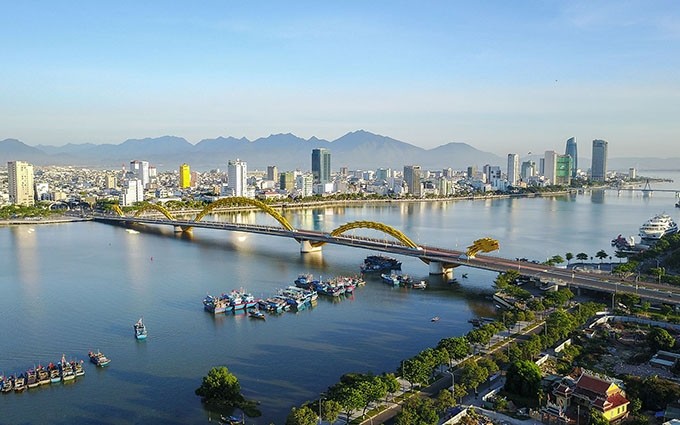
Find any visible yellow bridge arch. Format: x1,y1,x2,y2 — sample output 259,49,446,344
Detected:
133,203,178,221
311,220,420,249
190,197,295,231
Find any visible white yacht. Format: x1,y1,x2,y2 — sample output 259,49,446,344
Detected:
639,213,678,240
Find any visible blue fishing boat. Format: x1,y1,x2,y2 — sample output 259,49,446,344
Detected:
134,317,147,340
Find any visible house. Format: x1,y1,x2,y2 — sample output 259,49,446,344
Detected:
543,372,629,424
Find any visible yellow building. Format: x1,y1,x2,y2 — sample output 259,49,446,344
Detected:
179,163,191,188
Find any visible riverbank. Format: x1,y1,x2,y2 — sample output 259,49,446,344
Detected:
0,215,91,226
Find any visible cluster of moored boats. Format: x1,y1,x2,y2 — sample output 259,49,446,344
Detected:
203,275,365,319
380,272,427,289
1,354,85,393
360,255,402,273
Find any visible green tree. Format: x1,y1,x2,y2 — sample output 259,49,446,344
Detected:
521,334,543,360
476,357,499,376
590,409,609,425
321,399,342,423
550,255,565,266
576,252,589,262
357,376,387,416
435,389,456,413
565,252,574,264
195,366,243,406
437,336,470,365
453,382,468,403
402,357,430,389
285,405,317,425
395,397,438,425
331,384,365,424
596,249,608,262
381,373,400,402
647,327,675,351
460,362,488,394
504,360,542,400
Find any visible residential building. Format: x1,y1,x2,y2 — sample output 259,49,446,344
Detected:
591,139,608,182
482,164,501,185
311,148,331,184
8,160,35,206
295,173,314,197
565,137,578,178
403,165,422,197
227,159,248,197
179,163,191,189
279,171,296,191
119,179,144,206
466,165,477,179
507,153,519,186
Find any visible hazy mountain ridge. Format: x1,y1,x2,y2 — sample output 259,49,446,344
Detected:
2,133,676,172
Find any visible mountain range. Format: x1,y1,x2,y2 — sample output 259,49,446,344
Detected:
0,130,676,172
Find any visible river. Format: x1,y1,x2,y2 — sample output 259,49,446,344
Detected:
1,171,679,424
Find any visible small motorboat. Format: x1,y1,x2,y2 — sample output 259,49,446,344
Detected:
248,309,266,320
431,316,440,322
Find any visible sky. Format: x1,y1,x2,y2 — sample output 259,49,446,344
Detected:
1,1,679,157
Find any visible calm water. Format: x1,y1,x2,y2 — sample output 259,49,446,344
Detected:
2,172,679,424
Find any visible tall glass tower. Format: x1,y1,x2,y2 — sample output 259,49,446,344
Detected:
591,139,608,182
565,137,578,178
311,148,331,184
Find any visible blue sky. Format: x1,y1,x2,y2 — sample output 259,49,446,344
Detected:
1,1,679,157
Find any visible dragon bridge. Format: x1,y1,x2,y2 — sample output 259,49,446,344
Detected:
311,220,420,249
466,237,500,258
132,203,178,221
188,197,294,231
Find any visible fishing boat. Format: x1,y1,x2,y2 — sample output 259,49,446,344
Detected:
203,294,231,314
361,255,402,272
1,375,13,392
381,273,401,286
134,317,147,340
13,374,26,392
71,360,85,377
26,368,39,388
60,355,76,381
48,363,61,383
248,309,266,320
89,350,111,367
37,365,50,385
412,280,427,289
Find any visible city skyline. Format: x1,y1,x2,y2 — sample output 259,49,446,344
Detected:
1,2,679,157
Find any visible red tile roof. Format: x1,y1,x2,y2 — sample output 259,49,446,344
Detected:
576,374,613,395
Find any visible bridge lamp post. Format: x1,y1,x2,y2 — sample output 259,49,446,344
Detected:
318,393,326,424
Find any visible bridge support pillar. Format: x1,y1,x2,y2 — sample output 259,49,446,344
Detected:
174,226,183,233
299,240,322,253
429,261,452,275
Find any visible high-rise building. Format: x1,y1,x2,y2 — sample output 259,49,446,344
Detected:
179,163,191,189
105,174,118,190
266,165,278,183
467,165,477,179
119,179,144,206
520,160,536,181
507,154,519,186
555,155,573,186
227,159,248,197
543,151,558,184
591,139,608,182
295,173,314,197
311,148,331,184
565,137,578,178
129,160,150,188
279,172,296,191
403,165,422,197
483,164,501,184
8,160,35,206
375,168,392,181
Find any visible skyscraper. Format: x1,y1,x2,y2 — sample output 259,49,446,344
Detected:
311,148,331,184
520,160,536,180
543,151,558,184
129,160,150,188
565,137,578,178
591,139,608,182
179,163,191,189
227,159,248,197
8,160,35,206
555,155,572,186
266,165,278,182
403,165,422,197
507,154,519,186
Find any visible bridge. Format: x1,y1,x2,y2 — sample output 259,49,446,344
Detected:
94,198,680,305
608,179,680,198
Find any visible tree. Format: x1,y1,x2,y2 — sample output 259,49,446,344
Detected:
395,397,438,425
453,383,468,403
402,357,430,389
596,249,608,263
321,399,342,423
565,252,574,264
286,405,317,425
647,327,675,351
381,373,400,402
590,409,609,425
357,376,387,416
331,384,365,424
460,362,488,394
576,252,589,262
521,334,543,360
504,360,542,401
476,357,499,376
550,255,565,266
435,389,456,413
437,336,470,365
195,366,243,406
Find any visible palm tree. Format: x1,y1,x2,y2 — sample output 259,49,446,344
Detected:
576,252,588,263
596,250,608,263
565,252,574,265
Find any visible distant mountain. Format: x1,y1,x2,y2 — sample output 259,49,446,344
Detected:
2,132,677,172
